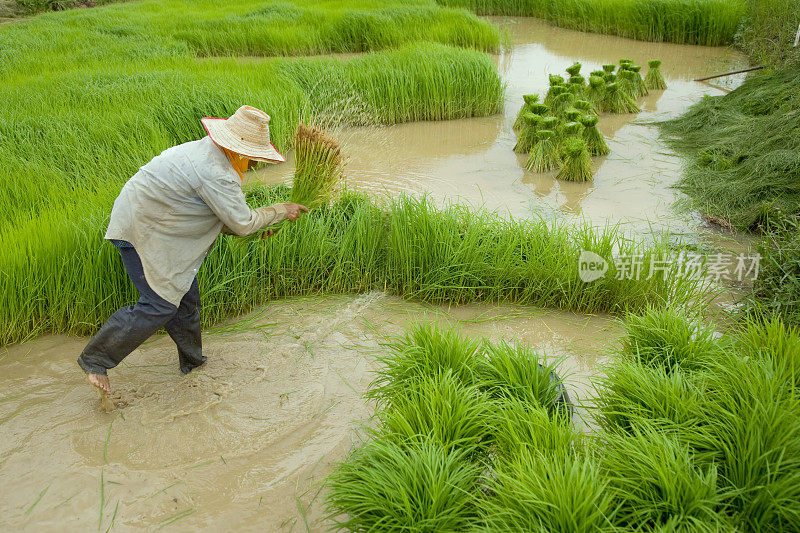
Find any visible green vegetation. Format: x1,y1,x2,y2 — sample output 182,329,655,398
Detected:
434,0,746,46
556,137,593,182
0,184,704,345
660,67,800,231
327,313,800,531
736,0,800,66
290,123,343,209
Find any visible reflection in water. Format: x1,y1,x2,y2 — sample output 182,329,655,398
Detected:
254,17,747,239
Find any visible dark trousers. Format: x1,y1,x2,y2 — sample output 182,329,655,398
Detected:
77,244,206,376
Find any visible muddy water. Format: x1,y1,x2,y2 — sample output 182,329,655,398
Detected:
2,18,751,533
0,294,620,531
255,17,748,242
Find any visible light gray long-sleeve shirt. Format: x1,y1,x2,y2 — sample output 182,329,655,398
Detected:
105,136,287,306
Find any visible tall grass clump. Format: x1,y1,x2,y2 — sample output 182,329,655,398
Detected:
660,66,800,231
290,122,344,209
645,59,667,90
434,0,746,46
326,436,480,532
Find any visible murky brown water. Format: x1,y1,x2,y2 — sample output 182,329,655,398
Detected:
1,17,752,532
0,294,620,531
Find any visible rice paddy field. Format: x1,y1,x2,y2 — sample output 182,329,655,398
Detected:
1,0,795,531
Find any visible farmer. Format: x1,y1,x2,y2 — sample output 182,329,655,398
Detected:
77,105,308,395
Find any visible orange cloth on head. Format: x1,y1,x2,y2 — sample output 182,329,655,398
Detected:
223,149,248,182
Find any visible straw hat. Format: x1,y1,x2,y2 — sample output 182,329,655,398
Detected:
201,105,285,163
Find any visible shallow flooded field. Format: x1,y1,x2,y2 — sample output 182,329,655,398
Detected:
1,17,750,531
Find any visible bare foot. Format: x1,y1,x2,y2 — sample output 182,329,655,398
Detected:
87,373,111,394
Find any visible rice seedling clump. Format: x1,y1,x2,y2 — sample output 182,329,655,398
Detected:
526,129,561,172
556,137,593,182
645,59,668,90
580,115,609,156
290,123,344,209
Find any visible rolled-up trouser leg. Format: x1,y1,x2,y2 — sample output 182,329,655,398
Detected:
164,277,205,374
77,245,177,375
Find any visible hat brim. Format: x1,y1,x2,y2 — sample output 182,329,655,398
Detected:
201,117,286,163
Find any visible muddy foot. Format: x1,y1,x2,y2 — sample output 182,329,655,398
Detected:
87,374,117,412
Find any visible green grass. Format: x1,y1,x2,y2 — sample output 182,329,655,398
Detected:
660,66,800,232
327,313,800,531
735,0,800,67
435,0,746,46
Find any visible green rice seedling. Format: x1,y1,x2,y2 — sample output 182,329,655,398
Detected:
377,370,494,453
590,70,605,78
586,75,606,111
513,94,539,130
580,115,610,156
601,424,725,530
645,59,668,90
325,435,480,532
290,123,343,210
567,82,584,97
736,315,800,389
513,113,541,153
561,121,584,139
629,64,650,97
603,72,617,83
622,307,721,373
369,322,483,402
603,81,641,114
565,62,582,76
569,74,586,89
549,74,565,86
544,83,565,107
574,99,595,117
490,397,577,458
556,137,593,182
552,91,575,117
702,354,800,530
476,340,567,414
478,448,615,532
529,102,549,117
618,69,640,99
563,108,582,123
602,64,616,74
619,58,633,69
526,129,562,172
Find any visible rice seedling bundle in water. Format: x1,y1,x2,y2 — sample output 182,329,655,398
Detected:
590,70,605,78
290,123,344,209
513,113,540,153
619,69,639,99
629,65,649,97
526,129,561,172
556,137,593,182
581,115,610,156
513,93,539,130
587,76,606,110
562,121,584,138
603,81,641,114
645,59,667,90
603,64,616,74
564,108,581,123
569,74,586,89
604,72,617,83
552,91,574,117
545,83,565,107
565,62,582,76
574,99,595,117
567,82,584,97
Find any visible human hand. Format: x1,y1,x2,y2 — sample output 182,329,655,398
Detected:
260,227,281,239
281,202,309,222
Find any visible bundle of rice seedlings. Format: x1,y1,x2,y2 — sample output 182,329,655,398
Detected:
567,83,583,97
587,75,606,110
574,99,595,117
290,122,344,209
602,64,616,74
476,340,567,413
549,74,565,86
618,69,639,99
378,370,493,453
565,62,582,76
562,121,584,138
480,449,616,531
645,59,667,90
602,82,640,114
545,84,565,107
603,72,617,83
590,70,605,78
563,108,581,123
513,93,539,130
369,322,482,401
619,58,633,69
513,113,541,153
622,307,720,373
529,102,550,117
551,91,574,117
580,115,610,156
569,74,585,87
326,436,480,532
556,137,593,182
629,65,649,97
490,397,577,459
526,129,562,173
